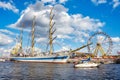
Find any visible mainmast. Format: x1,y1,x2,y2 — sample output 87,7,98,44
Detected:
49,7,56,55
19,24,24,52
31,16,36,56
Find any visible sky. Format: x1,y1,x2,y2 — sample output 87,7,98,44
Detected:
0,0,120,57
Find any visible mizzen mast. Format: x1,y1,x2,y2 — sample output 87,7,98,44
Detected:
31,16,36,56
49,7,56,55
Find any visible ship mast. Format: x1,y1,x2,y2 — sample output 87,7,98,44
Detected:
49,7,56,55
19,24,24,52
31,16,36,56
11,24,24,56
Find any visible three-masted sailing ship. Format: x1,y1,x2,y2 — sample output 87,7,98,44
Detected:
10,7,92,63
10,7,70,63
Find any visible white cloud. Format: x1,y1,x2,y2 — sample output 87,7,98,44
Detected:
41,0,55,3
71,15,104,43
0,32,13,46
72,15,105,31
112,0,120,8
91,0,120,8
36,37,47,43
91,0,107,5
7,1,104,51
0,29,15,35
112,37,120,42
0,1,19,13
60,46,70,51
73,31,89,43
41,0,68,4
111,37,120,55
0,48,12,57
59,0,68,3
57,35,71,39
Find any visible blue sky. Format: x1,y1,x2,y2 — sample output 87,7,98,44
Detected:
0,0,120,57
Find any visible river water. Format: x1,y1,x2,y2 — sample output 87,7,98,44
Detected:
0,61,120,80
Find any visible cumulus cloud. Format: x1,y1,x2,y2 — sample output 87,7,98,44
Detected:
0,48,12,57
0,32,13,46
41,0,68,4
59,46,71,51
7,1,104,51
112,37,120,43
0,29,15,36
41,0,55,3
0,1,19,13
91,0,120,9
112,0,120,8
111,37,120,54
59,0,68,3
71,15,104,31
36,37,47,43
91,0,107,5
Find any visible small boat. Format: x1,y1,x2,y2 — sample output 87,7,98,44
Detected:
74,57,99,68
0,58,5,62
74,62,99,68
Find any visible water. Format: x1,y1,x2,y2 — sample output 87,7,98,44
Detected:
0,62,120,80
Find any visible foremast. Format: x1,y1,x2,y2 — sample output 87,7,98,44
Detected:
11,24,23,56
31,16,36,56
49,7,56,55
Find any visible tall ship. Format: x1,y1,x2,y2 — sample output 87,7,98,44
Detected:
10,7,91,63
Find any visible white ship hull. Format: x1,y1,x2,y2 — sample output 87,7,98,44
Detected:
10,55,69,63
